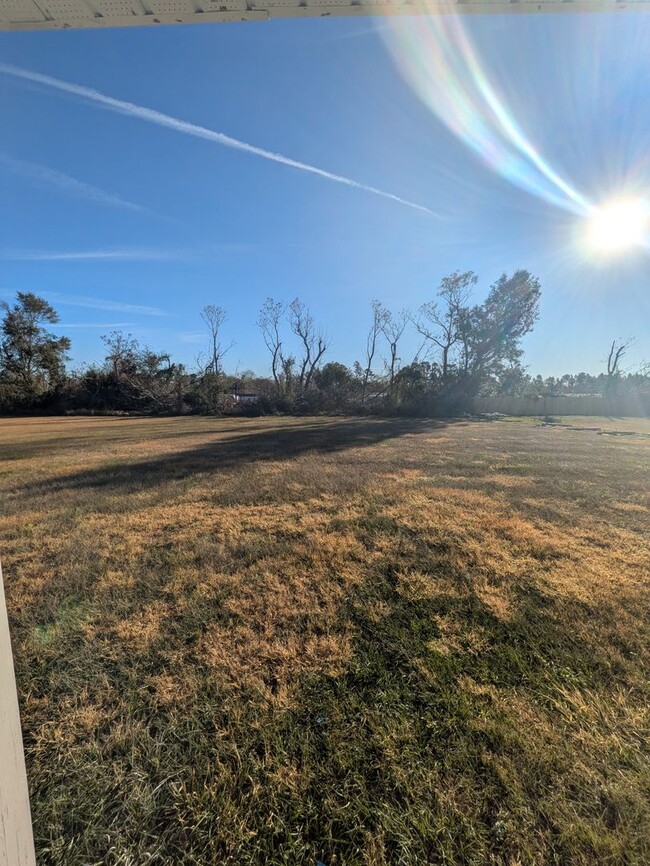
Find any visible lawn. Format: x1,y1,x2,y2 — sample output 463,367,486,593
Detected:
1,414,649,865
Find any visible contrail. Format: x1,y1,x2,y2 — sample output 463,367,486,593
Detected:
0,63,435,216
0,248,180,261
0,151,151,214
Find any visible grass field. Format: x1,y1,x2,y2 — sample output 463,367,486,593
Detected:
1,414,649,865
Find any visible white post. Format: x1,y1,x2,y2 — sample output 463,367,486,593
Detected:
0,559,36,866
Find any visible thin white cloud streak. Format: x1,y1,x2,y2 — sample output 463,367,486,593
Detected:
320,21,392,43
177,331,205,344
0,288,166,316
59,322,136,329
0,63,435,217
1,248,180,262
42,292,167,317
0,151,151,214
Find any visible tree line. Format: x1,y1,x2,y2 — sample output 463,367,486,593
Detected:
1,270,646,416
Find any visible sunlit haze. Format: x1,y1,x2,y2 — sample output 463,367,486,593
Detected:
584,199,649,256
1,14,649,376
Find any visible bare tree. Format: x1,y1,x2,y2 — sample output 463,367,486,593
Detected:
101,331,182,410
606,337,635,394
102,331,139,379
415,271,477,382
362,300,389,400
607,338,634,378
289,298,329,395
381,308,410,395
128,349,181,409
200,305,233,382
257,298,287,395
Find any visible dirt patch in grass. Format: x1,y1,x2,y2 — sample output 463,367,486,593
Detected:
1,415,649,864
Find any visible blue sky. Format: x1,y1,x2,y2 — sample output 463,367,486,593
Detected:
1,13,649,377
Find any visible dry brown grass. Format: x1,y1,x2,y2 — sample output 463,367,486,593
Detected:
1,414,648,865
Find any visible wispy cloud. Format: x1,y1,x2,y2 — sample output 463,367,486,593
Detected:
0,63,436,217
42,292,167,317
320,21,392,43
177,331,205,344
58,322,136,329
1,248,180,262
0,151,151,214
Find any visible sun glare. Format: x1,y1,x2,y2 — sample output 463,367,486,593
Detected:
585,199,649,256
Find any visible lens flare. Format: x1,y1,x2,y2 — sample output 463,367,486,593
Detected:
584,199,649,255
382,9,650,265
382,8,592,216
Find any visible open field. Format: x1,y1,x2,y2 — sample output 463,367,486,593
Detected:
1,414,649,866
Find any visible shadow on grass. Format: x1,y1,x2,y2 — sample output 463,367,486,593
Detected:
0,419,339,462
15,417,445,496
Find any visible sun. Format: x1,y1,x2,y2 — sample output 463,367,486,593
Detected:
584,198,649,255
